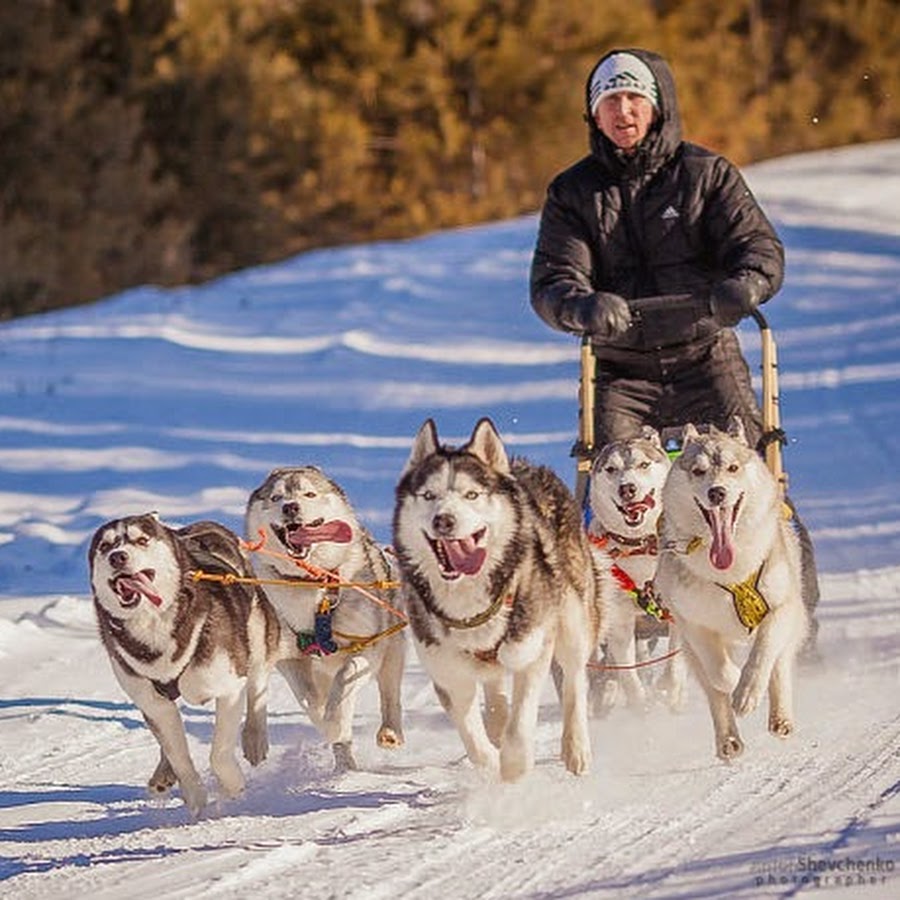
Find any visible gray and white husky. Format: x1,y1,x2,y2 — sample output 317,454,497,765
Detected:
392,418,609,781
245,466,406,772
653,418,808,760
587,428,686,712
89,514,281,816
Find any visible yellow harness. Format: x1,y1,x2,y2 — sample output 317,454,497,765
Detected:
717,565,769,632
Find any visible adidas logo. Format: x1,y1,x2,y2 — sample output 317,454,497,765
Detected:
661,205,680,220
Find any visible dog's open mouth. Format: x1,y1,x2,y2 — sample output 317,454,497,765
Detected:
617,492,656,527
110,570,162,608
272,519,353,558
427,528,487,580
696,494,743,570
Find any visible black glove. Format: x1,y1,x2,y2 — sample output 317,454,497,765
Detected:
710,272,768,327
581,292,632,338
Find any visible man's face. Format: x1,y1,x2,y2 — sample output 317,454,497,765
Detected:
593,92,656,152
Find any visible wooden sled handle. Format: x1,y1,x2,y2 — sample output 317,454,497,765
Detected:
752,309,788,496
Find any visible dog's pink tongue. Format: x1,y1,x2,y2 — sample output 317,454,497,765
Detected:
707,506,735,570
117,572,163,607
444,537,486,576
288,520,353,549
623,495,654,526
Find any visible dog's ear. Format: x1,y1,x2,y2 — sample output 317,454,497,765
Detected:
727,416,748,445
402,418,440,476
640,425,663,449
465,418,510,475
681,423,700,446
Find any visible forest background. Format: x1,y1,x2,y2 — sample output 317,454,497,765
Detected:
2,0,898,319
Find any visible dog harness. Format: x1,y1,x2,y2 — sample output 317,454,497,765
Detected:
295,592,341,656
717,564,769,632
588,532,670,622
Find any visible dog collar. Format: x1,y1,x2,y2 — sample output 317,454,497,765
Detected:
434,588,515,631
589,530,658,557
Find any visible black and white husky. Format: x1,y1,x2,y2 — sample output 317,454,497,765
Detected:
392,418,609,781
587,428,686,713
245,466,406,772
653,418,808,759
89,514,281,816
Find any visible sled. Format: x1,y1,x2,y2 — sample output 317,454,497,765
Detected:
572,301,787,507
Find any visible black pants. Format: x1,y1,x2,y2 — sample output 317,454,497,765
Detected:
594,330,763,447
593,330,820,651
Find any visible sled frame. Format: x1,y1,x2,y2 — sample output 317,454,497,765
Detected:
572,310,786,507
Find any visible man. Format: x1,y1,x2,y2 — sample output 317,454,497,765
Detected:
530,48,819,653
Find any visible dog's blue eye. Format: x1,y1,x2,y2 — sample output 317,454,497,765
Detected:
270,494,283,503
421,490,436,501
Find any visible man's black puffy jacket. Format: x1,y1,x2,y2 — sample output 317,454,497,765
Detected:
530,48,784,361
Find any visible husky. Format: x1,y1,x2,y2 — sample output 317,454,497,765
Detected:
587,427,686,713
245,466,406,772
392,418,608,782
653,418,808,760
88,514,281,816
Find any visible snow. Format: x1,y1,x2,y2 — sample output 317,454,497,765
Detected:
2,139,899,899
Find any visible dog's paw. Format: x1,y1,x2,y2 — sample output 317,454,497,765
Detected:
470,743,501,776
181,778,209,817
656,666,688,713
660,680,688,714
717,735,744,761
213,759,246,798
241,723,269,767
376,725,404,749
561,739,592,777
332,741,359,773
624,682,650,714
769,714,794,738
500,743,532,782
589,678,618,718
147,756,177,795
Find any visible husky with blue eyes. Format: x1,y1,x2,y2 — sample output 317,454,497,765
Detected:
89,513,281,817
392,417,611,782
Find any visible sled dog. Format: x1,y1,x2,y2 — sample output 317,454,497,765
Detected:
392,417,609,781
89,514,281,816
587,427,686,712
245,466,406,772
653,418,807,759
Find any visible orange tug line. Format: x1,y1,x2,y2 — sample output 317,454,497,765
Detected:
237,528,408,622
201,529,676,672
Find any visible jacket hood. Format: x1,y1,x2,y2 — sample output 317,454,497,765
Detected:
585,48,682,175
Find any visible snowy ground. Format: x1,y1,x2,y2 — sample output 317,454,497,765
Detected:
1,140,899,898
